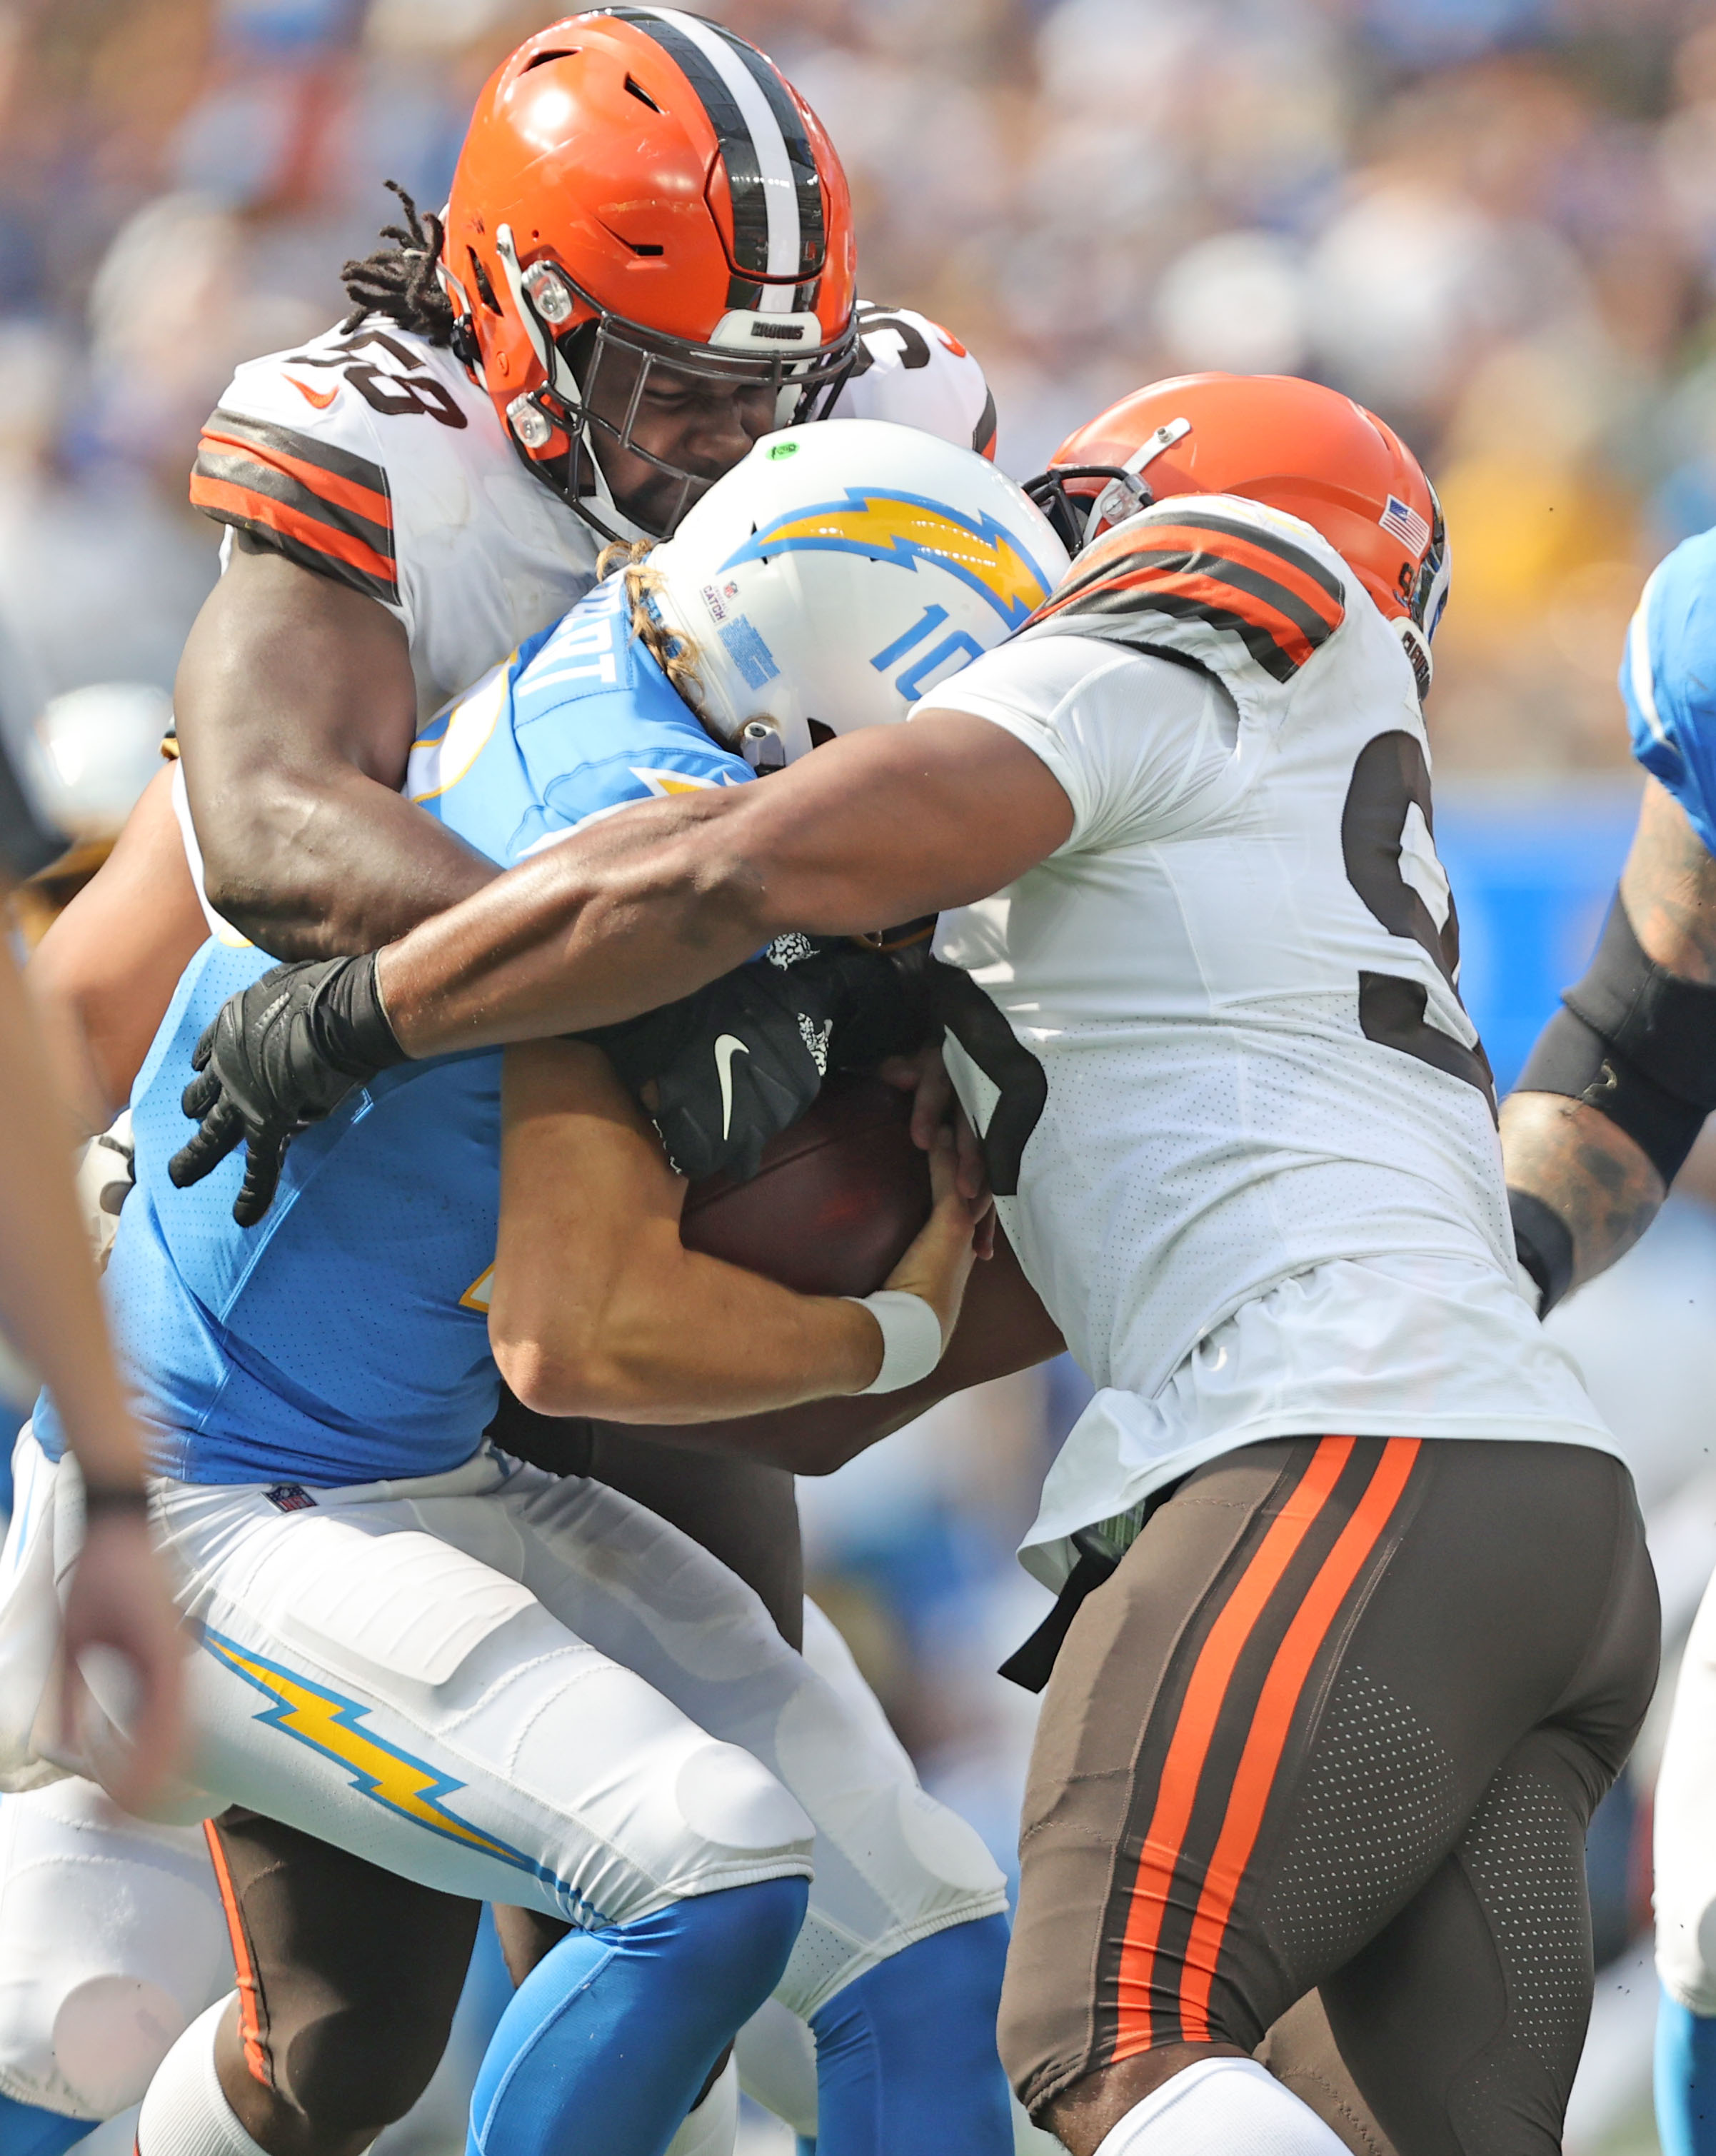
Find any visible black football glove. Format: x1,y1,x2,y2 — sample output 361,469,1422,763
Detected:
169,955,405,1225
587,934,930,1183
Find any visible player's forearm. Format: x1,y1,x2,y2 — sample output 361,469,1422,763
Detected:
0,945,146,1490
1500,1090,1665,1294
27,768,206,1130
1501,781,1716,1304
378,715,1073,1056
378,790,774,1051
633,1230,1065,1473
493,1243,889,1423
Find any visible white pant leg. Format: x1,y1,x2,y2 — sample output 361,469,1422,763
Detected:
151,1453,816,1930
0,1778,231,2118
476,1463,1007,2017
1657,1565,1716,2013
156,1447,1003,2017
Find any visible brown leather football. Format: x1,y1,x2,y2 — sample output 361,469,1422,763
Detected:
681,1073,932,1298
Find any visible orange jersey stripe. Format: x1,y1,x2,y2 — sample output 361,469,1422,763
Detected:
1128,521,1345,628
1033,518,1345,669
1112,1435,1354,2058
203,1819,270,2086
199,425,391,533
1073,561,1323,672
1176,1436,1423,2040
190,471,396,589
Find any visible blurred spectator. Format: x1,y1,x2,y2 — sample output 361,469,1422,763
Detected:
6,0,1716,768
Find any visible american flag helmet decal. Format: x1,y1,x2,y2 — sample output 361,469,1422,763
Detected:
1379,493,1431,555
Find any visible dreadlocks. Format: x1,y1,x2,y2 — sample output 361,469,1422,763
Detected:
597,540,716,735
340,181,456,345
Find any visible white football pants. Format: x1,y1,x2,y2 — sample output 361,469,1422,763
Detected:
0,1432,1004,2119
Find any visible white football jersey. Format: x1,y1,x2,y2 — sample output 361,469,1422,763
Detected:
191,304,995,721
928,494,1615,1586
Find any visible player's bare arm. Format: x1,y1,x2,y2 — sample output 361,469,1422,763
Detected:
490,1038,990,1421
631,1230,1065,1475
27,764,206,1131
1503,776,1716,1299
174,538,498,956
379,713,1075,1054
0,931,184,1810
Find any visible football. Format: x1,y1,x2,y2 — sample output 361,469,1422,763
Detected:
681,1073,932,1298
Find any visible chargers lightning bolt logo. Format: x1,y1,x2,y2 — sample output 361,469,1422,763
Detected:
721,491,1055,628
203,1630,602,1921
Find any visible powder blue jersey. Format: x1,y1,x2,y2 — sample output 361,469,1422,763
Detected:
36,576,751,1485
1620,527,1716,860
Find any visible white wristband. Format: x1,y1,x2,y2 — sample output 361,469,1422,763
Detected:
846,1290,944,1395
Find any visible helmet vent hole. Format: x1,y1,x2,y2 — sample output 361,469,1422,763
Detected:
467,248,501,314
522,49,576,71
624,74,662,111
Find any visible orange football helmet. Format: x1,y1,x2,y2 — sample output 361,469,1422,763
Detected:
442,9,858,540
1026,373,1450,696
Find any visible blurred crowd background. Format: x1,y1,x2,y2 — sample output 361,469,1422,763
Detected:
7,0,1716,764
10,1,1716,2149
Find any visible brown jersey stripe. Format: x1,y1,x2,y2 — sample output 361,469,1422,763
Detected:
199,422,392,537
200,406,392,513
1110,1435,1354,2060
1040,526,1343,648
1175,1437,1422,2042
1059,556,1335,675
189,472,397,603
1145,506,1345,603
1051,516,1343,622
1105,521,1344,633
1050,574,1317,684
1030,512,1345,683
191,447,393,581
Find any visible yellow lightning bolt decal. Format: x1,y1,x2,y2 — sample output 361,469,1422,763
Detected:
203,1630,595,1914
723,489,1053,627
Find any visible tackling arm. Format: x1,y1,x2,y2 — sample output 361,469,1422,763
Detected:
379,710,1074,1051
1502,778,1716,1305
174,541,498,956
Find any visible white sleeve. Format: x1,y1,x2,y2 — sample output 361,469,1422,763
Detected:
923,633,1238,853
831,303,996,456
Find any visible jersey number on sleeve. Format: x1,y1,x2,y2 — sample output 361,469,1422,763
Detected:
286,329,468,429
1341,730,1495,1113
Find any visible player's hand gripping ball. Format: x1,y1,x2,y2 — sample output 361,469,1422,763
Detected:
681,1071,932,1296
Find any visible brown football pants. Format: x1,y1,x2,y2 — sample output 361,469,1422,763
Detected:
1001,1435,1658,2156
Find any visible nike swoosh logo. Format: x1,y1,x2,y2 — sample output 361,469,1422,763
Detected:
714,1034,749,1141
286,376,338,408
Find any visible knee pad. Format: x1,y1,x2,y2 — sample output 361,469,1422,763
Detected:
769,1673,1006,2019
0,1781,229,2117
1658,1893,1716,2021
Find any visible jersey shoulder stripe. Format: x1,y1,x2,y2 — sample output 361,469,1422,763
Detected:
1027,504,1345,684
190,407,396,604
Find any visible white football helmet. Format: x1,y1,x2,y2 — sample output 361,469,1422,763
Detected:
643,418,1070,765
